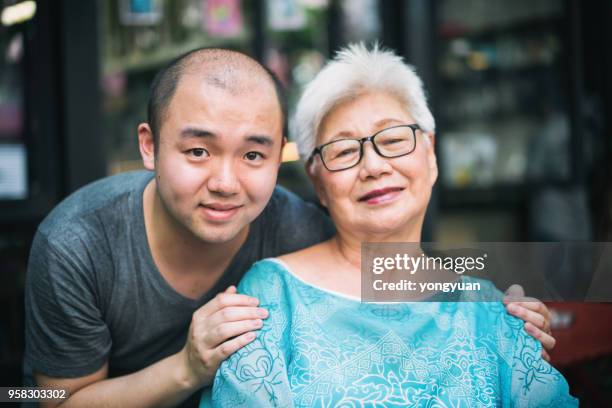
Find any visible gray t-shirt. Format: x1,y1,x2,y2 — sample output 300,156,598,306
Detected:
24,171,334,406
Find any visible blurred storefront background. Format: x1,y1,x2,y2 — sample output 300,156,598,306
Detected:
1,0,611,405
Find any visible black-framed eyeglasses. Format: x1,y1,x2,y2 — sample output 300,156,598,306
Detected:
308,124,421,172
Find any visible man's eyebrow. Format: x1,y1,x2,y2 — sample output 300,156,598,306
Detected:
181,127,215,138
245,135,274,147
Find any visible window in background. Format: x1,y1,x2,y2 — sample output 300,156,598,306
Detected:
0,19,27,200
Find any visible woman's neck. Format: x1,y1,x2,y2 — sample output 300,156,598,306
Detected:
329,219,424,272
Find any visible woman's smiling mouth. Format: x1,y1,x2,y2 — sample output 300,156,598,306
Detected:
358,187,405,205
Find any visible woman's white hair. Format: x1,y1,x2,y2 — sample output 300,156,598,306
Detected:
292,42,435,160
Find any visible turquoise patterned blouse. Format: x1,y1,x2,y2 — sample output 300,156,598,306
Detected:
200,259,578,407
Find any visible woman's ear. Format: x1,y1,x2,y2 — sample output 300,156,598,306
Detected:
305,160,328,208
426,132,438,185
138,123,156,170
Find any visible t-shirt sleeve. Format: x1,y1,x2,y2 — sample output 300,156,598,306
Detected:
201,261,294,408
25,229,111,378
509,327,578,407
263,187,335,256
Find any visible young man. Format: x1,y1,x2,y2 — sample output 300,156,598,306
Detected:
24,48,555,407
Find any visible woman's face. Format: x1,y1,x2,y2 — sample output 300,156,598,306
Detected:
310,91,437,239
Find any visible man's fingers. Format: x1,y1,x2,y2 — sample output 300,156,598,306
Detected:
224,285,237,294
502,300,556,356
506,303,547,331
206,306,269,328
511,301,551,332
504,284,525,300
204,319,263,347
197,292,260,317
512,300,550,317
195,332,257,378
212,331,257,362
524,322,557,352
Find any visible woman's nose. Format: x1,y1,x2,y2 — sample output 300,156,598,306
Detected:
358,142,392,179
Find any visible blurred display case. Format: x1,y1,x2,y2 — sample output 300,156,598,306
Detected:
262,0,380,108
435,0,576,207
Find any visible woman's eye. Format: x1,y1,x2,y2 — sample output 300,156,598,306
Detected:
334,148,358,158
245,151,264,161
382,138,403,145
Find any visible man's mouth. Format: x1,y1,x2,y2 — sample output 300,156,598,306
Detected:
199,203,243,221
358,187,404,204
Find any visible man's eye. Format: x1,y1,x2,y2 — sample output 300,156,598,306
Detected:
244,151,264,161
188,148,208,158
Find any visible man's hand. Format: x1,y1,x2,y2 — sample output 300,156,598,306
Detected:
503,284,555,362
181,285,268,388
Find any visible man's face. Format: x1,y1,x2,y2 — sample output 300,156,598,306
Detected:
153,74,283,244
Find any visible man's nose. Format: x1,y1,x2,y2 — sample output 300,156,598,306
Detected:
207,158,240,196
359,142,392,179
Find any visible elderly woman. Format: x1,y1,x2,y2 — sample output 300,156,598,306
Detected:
200,44,577,407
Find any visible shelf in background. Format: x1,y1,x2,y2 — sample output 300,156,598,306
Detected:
439,16,562,41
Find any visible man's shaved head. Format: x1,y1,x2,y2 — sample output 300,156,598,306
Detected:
147,48,286,146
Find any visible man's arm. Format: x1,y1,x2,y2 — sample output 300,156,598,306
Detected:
36,353,191,408
35,287,267,408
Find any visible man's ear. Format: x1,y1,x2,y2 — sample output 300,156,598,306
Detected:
426,131,438,185
278,136,288,166
138,123,155,170
305,160,328,208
